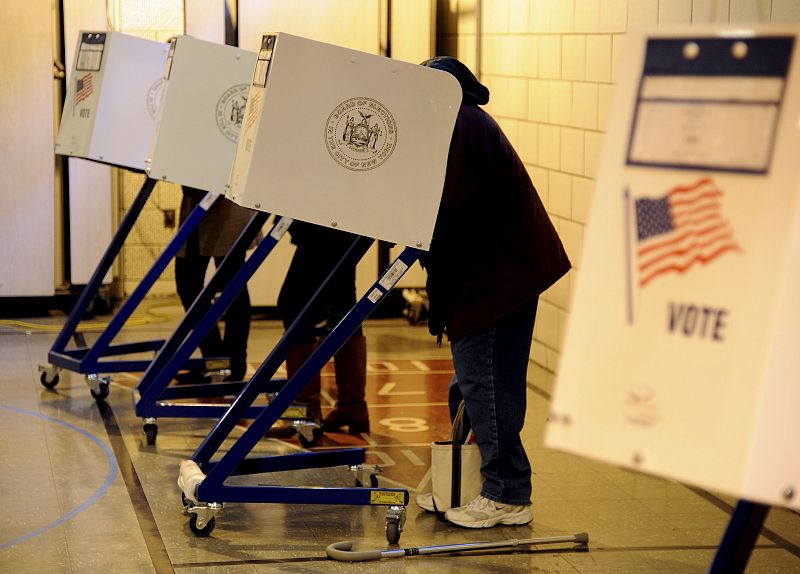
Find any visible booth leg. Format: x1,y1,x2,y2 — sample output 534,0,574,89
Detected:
709,500,769,574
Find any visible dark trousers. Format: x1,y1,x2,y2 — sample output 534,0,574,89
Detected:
174,231,251,378
448,299,538,506
277,228,368,345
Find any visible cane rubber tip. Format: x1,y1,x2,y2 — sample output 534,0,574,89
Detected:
574,532,589,545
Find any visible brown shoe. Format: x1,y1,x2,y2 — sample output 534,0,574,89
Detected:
322,407,370,434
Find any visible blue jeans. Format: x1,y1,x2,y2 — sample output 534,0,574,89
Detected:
449,300,538,506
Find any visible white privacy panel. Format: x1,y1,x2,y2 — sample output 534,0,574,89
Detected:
226,33,461,250
237,1,383,306
146,36,256,193
546,26,800,510
56,31,170,170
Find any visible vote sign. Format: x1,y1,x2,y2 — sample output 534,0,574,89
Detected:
546,26,800,510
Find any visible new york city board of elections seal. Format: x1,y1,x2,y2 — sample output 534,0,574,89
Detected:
216,84,249,142
146,77,166,119
325,97,397,171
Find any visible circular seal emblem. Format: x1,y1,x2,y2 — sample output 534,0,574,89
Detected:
215,84,250,142
146,77,166,119
325,97,397,171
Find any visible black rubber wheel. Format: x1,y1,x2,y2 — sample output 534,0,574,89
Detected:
90,382,110,402
189,514,215,537
40,371,59,389
144,423,158,446
386,519,401,544
298,427,323,448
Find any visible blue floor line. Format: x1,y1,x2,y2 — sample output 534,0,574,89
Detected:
0,404,119,549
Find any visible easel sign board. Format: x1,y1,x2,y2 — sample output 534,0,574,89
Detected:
147,36,257,194
226,33,461,250
55,31,170,170
545,26,800,511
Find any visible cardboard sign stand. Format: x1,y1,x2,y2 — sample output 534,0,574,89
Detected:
133,214,296,446
709,501,770,574
544,27,800,572
41,183,231,400
178,244,419,543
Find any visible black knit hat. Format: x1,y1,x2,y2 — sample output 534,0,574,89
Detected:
421,56,490,106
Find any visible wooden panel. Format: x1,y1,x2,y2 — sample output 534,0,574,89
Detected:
0,1,56,295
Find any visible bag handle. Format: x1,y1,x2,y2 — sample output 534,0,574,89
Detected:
450,401,472,508
450,401,470,444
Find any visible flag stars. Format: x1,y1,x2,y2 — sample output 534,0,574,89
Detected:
636,197,674,241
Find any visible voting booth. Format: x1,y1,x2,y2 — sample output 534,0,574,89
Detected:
226,32,461,249
55,31,169,170
147,36,256,193
546,25,800,521
176,33,461,542
43,31,175,398
42,34,262,402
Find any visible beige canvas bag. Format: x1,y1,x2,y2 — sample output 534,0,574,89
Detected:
417,401,483,512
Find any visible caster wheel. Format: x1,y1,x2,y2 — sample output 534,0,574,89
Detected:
40,371,60,389
189,514,215,537
355,474,379,488
90,382,110,401
144,423,158,446
298,427,323,448
386,519,401,544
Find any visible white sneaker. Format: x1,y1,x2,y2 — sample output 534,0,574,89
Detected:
415,492,435,512
444,495,532,528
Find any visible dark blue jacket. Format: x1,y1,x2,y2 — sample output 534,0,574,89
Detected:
422,58,570,341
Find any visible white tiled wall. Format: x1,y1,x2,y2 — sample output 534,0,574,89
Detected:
438,0,800,371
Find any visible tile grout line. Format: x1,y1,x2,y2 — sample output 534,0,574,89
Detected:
96,400,175,574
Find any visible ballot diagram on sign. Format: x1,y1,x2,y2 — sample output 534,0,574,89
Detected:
624,178,743,324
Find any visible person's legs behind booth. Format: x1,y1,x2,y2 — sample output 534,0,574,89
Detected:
277,223,369,433
174,232,222,385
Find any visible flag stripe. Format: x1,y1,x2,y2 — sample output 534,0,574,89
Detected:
667,177,715,195
640,229,736,272
673,204,722,226
670,189,722,209
640,244,742,287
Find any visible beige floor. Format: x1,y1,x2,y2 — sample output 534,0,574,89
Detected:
1,300,799,573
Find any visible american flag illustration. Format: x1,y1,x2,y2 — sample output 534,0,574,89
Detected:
634,179,741,288
74,73,94,105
